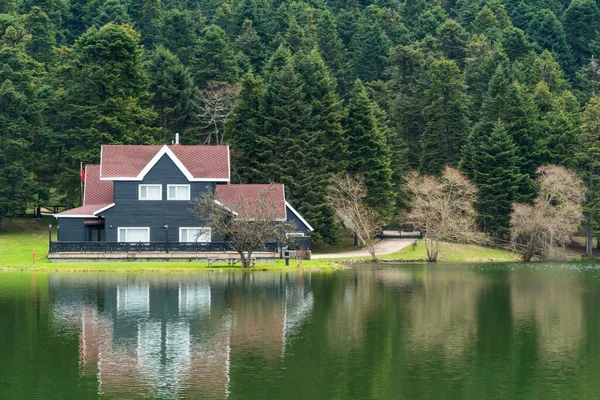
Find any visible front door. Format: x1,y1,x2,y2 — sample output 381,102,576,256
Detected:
87,226,105,241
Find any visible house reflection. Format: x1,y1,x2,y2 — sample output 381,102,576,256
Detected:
50,272,314,398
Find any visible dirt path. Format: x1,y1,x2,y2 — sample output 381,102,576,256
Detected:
311,239,416,259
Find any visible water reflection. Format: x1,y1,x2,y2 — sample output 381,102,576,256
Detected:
49,273,314,399
3,264,600,399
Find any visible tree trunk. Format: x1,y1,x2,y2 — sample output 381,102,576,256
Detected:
586,213,594,256
523,240,535,262
366,244,379,263
238,250,249,269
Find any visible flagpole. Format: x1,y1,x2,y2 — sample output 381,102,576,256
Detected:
80,161,84,206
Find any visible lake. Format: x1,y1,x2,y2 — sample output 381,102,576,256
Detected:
1,263,600,399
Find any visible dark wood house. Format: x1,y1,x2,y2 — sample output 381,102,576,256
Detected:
53,144,313,252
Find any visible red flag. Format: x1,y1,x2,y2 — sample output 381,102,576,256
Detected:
81,165,85,183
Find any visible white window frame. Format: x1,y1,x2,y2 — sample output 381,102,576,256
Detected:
138,184,162,200
179,227,211,243
167,184,191,201
117,227,150,243
286,232,305,238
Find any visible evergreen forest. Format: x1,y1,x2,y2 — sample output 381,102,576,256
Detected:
2,0,600,244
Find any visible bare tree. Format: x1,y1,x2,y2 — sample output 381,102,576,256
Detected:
193,185,294,268
195,82,240,145
327,173,382,262
510,165,585,261
404,166,480,262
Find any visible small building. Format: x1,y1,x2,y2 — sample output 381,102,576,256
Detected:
51,143,312,260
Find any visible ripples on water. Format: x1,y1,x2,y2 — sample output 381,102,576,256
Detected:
1,263,600,399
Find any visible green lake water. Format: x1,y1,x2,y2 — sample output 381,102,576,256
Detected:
2,263,600,399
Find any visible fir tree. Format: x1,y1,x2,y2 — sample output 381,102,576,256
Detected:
353,22,391,82
147,46,195,140
316,8,350,91
24,6,56,63
526,9,573,72
158,9,201,67
194,25,240,87
471,121,529,236
236,19,265,73
436,18,468,67
563,0,600,68
420,59,469,175
344,79,394,219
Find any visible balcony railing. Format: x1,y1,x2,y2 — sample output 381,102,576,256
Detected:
49,241,279,254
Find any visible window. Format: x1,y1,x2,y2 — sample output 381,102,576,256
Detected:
118,227,150,242
167,184,190,200
139,184,162,200
286,232,305,238
179,227,211,242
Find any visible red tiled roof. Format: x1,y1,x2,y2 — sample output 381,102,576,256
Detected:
215,184,286,220
84,165,114,205
55,204,114,217
100,145,230,180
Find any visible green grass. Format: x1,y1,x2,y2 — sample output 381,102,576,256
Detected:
0,218,340,271
379,240,520,262
0,218,520,271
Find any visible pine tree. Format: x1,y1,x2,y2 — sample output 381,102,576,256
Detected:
225,72,265,183
344,79,394,219
24,6,56,63
436,18,468,67
316,8,350,92
127,0,160,47
526,9,573,72
471,121,528,236
420,59,469,175
92,0,131,27
501,26,530,61
294,48,347,173
194,25,240,87
576,97,600,255
386,44,427,169
236,19,265,73
147,46,195,140
158,9,201,67
259,53,338,242
563,0,600,68
353,22,391,82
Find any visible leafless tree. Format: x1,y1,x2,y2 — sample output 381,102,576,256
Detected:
193,185,294,268
510,165,585,261
194,82,240,145
327,173,382,262
404,166,481,262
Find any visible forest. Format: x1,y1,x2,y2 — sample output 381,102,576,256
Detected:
2,0,600,244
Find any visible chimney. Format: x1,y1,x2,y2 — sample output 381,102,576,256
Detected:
175,132,180,145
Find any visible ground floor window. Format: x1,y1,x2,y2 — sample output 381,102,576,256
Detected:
286,232,305,238
179,227,211,242
118,227,150,242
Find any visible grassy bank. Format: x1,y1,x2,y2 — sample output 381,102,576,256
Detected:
0,218,339,271
0,218,520,271
378,240,520,262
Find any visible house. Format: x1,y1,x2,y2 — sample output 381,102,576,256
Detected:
53,143,313,250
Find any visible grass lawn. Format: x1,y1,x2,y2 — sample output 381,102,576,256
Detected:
0,218,340,271
1,218,521,270
379,240,520,263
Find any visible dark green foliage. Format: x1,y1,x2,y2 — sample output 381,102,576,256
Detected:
24,6,55,63
353,22,391,82
345,79,395,219
147,46,195,140
471,122,528,236
436,18,468,66
563,0,600,68
420,59,470,175
526,9,573,71
194,24,239,87
0,0,591,242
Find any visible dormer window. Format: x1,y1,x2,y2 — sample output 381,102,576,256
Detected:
139,184,162,200
167,184,190,200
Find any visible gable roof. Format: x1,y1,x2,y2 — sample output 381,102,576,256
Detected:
84,164,114,205
215,184,287,220
100,145,230,181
